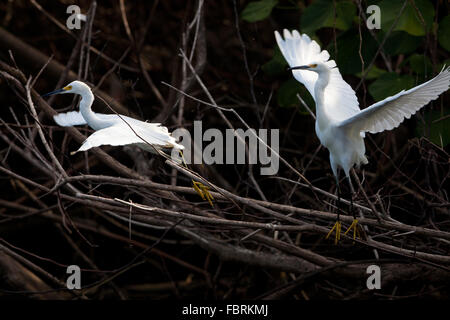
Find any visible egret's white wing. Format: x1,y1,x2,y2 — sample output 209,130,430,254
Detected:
54,111,164,129
76,122,184,153
275,29,360,121
53,111,137,127
53,111,87,126
275,30,323,97
338,67,450,134
94,113,163,128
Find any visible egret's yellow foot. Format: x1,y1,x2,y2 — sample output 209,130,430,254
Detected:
192,180,214,207
325,221,342,245
178,151,214,207
343,219,362,242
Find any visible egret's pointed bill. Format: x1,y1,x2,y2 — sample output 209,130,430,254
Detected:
41,88,64,97
41,85,72,97
288,65,310,71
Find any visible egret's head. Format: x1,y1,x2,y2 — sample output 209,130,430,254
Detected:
42,80,91,97
288,62,329,74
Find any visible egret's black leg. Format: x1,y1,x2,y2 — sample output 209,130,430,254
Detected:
344,174,360,241
326,177,342,244
350,194,354,217
347,176,355,219
336,179,341,222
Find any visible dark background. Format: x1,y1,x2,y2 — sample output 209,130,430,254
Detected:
0,0,449,300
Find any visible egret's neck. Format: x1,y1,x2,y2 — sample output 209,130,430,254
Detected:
314,71,331,126
78,90,106,130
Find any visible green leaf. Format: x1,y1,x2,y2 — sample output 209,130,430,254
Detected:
327,30,378,75
277,79,314,110
440,59,450,71
438,16,450,51
241,0,278,22
355,65,387,80
300,0,333,34
368,72,415,101
262,46,288,76
408,54,433,76
334,1,357,30
300,0,356,34
378,0,434,36
416,110,450,147
381,31,422,55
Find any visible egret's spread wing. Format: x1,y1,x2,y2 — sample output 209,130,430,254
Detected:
94,113,163,127
77,122,183,153
275,29,360,121
338,67,450,134
275,30,324,97
53,111,87,126
54,110,167,133
53,112,143,127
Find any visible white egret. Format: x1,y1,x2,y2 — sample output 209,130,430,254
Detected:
43,81,215,205
42,80,184,154
275,29,450,242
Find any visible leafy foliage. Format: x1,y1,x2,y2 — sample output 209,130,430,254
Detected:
438,15,450,51
408,54,433,77
276,78,314,110
356,64,387,80
327,29,378,75
300,0,356,34
381,31,422,55
368,72,415,101
241,0,278,22
241,0,449,147
417,110,450,147
262,46,287,76
378,0,435,36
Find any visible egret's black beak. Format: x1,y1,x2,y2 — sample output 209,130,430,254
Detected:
288,65,310,71
41,88,64,97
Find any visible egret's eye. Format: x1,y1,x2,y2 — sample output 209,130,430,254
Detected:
309,64,317,68
63,85,72,91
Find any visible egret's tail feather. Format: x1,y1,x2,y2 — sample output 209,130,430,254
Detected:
355,155,368,169
166,134,185,151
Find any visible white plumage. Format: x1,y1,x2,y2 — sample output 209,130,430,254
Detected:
53,111,88,126
45,81,184,154
275,30,360,122
275,29,450,181
338,68,450,133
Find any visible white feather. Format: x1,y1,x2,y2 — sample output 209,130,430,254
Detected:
338,67,450,133
50,81,183,154
53,111,87,126
77,121,183,153
54,110,181,152
274,29,450,179
54,111,164,129
275,29,360,122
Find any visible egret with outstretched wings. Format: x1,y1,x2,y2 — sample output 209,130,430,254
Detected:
42,81,217,206
275,30,450,242
43,80,184,154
